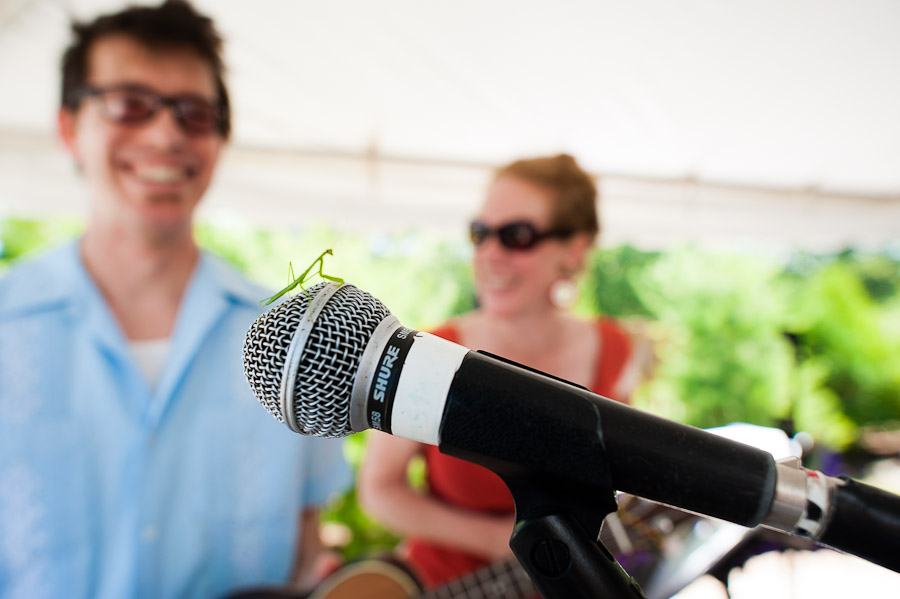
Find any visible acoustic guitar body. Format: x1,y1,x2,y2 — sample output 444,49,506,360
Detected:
308,559,422,599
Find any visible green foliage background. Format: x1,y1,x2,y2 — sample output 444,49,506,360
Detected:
3,216,899,558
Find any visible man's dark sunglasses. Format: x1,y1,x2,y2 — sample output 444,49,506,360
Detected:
69,84,225,136
469,220,574,250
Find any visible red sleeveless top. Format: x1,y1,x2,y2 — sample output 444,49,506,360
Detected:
404,320,632,589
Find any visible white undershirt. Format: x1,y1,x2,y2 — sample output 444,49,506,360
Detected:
129,338,172,390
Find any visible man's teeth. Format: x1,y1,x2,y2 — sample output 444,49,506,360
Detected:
134,165,189,183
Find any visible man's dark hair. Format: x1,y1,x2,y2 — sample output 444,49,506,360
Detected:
60,0,231,138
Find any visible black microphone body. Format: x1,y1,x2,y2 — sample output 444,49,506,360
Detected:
440,350,776,529
242,282,900,574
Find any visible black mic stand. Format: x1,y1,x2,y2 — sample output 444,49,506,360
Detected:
502,473,647,599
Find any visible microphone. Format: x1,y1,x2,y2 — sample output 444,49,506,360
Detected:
242,282,900,574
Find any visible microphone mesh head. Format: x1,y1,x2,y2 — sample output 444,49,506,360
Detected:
242,283,391,438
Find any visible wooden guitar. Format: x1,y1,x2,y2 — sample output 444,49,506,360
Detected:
309,554,535,599
224,553,535,599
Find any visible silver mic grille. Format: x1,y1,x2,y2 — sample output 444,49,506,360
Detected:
242,282,391,438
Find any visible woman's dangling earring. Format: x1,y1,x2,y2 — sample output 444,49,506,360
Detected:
550,276,578,310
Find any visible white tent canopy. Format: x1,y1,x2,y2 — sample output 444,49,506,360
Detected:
2,0,899,252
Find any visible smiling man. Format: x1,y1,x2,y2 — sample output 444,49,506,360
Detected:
0,2,350,598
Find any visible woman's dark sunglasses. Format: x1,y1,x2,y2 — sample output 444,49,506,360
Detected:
469,220,574,250
69,84,225,136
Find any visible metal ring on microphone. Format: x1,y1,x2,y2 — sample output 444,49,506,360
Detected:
280,282,341,433
349,314,401,433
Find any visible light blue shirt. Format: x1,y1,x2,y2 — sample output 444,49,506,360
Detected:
0,242,351,599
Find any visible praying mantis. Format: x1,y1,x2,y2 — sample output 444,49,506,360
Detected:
259,248,344,309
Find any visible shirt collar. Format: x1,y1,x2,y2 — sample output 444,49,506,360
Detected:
2,239,268,347
0,241,85,317
3,239,266,310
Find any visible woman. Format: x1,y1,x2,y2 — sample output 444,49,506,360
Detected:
357,154,636,590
